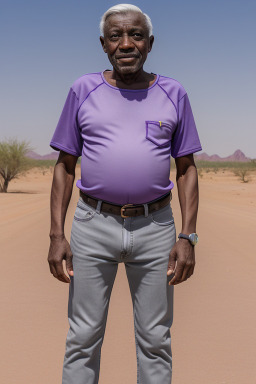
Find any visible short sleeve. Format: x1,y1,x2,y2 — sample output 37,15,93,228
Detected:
171,93,202,158
49,87,83,157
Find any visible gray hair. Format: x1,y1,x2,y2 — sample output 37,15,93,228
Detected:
99,4,153,37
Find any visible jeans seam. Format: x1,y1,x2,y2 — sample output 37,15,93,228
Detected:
129,218,134,255
150,211,175,226
130,229,134,254
120,221,125,257
151,217,175,226
134,311,140,384
73,215,95,222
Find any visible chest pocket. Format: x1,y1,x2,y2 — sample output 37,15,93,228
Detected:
145,120,174,147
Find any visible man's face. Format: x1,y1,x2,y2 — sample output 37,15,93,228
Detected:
100,11,154,76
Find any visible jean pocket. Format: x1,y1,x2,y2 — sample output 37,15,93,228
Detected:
145,120,174,147
73,199,96,222
150,204,175,226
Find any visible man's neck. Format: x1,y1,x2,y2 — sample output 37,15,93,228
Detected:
103,69,156,90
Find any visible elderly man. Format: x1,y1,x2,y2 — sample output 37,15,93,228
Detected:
48,3,202,384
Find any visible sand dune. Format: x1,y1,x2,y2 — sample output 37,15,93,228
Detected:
0,166,255,384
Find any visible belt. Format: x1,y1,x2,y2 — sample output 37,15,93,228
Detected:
79,190,172,218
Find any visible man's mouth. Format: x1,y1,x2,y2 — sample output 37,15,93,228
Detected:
116,55,138,59
116,56,138,63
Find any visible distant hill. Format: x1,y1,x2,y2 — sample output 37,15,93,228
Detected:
25,150,59,160
26,149,252,162
194,149,251,162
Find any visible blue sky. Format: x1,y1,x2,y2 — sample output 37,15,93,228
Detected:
1,0,255,158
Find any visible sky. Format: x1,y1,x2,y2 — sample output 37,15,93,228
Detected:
0,0,255,158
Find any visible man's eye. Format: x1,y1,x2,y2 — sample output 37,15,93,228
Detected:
133,33,143,38
110,34,119,38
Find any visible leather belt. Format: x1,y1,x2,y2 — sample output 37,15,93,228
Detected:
79,190,172,218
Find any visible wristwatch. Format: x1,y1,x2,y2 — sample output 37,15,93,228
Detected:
178,233,199,246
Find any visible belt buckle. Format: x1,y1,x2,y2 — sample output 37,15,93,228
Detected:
121,203,136,218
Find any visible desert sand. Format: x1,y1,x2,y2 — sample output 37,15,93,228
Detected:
0,165,255,384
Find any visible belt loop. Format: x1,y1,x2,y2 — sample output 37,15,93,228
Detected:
143,203,149,217
96,199,103,214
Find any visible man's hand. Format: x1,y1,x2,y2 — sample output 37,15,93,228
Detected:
167,238,195,285
48,235,74,283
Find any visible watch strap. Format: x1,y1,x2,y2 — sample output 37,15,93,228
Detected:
178,233,190,241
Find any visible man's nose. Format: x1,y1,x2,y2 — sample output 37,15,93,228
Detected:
119,35,134,50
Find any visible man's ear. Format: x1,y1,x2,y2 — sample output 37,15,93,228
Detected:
100,36,106,52
148,35,154,53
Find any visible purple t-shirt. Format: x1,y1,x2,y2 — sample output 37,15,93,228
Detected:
50,70,202,205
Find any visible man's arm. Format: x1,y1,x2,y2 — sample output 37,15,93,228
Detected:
167,153,199,285
48,150,79,283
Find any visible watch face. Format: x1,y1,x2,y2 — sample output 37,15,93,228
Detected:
189,233,198,245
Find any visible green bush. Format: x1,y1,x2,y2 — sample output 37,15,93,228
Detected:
0,138,34,192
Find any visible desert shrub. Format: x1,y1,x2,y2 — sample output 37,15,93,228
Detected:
233,169,251,183
0,138,34,192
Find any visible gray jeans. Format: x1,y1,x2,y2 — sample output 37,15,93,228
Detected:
62,194,176,384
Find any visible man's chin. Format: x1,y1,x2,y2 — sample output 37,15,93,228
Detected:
114,64,140,75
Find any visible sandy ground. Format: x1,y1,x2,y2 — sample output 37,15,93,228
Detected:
0,165,255,384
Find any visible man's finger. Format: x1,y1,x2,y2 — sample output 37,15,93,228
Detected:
55,262,70,283
179,263,192,283
66,252,74,276
167,251,177,275
49,263,58,279
169,261,185,285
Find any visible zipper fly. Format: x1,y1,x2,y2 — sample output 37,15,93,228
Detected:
121,217,133,259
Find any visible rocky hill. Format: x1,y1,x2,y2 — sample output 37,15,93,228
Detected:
26,149,252,162
26,150,59,160
194,149,251,162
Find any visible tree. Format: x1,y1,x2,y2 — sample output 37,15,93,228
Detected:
233,169,251,183
0,138,34,193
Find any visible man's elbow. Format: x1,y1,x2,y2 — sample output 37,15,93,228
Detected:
175,153,196,179
56,150,79,176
